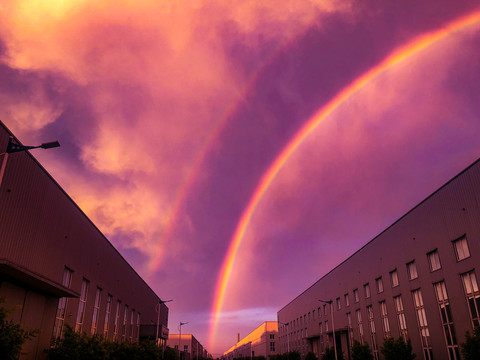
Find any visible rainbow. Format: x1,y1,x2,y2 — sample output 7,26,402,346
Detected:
209,10,480,350
148,16,325,272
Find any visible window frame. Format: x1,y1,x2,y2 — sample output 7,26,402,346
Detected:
427,249,442,272
407,260,418,280
390,269,399,287
376,277,384,294
453,235,470,261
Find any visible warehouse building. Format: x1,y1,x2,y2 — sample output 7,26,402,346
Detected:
222,321,278,360
167,333,211,360
277,158,480,360
0,121,169,359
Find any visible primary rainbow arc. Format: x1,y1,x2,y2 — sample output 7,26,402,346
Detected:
208,10,480,351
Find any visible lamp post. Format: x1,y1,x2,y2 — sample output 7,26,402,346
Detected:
319,299,337,360
0,136,60,188
279,321,290,353
179,321,189,360
156,299,173,347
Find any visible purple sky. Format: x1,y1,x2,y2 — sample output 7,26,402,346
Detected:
1,1,480,356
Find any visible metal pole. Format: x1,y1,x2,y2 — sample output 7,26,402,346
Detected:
156,299,172,349
286,324,289,353
179,321,188,359
156,303,160,347
330,302,337,360
319,300,337,360
0,136,60,192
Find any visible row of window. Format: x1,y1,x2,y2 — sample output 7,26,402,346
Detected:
174,345,190,352
281,236,471,332
53,267,141,342
281,269,479,360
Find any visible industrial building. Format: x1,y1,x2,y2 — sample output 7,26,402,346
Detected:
277,158,480,360
167,334,211,360
0,121,169,359
222,321,278,360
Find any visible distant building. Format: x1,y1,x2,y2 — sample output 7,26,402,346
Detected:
223,321,278,360
167,334,211,360
277,158,480,360
0,121,169,359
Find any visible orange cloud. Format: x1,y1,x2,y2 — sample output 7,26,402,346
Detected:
0,0,350,266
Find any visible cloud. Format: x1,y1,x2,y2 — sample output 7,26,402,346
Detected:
0,0,352,268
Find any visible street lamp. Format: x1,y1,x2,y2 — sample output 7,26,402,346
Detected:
156,299,173,347
0,136,60,188
179,321,189,360
279,321,290,353
319,299,337,360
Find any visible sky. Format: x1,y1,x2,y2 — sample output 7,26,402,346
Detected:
1,0,480,356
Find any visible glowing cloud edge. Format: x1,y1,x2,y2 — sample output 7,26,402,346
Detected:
208,10,480,351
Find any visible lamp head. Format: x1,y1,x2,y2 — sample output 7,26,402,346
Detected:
40,141,60,149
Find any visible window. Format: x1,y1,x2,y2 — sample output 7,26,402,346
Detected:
336,297,341,310
390,269,399,287
175,345,179,350
453,236,470,261
324,304,327,316
346,312,354,348
104,295,112,338
325,320,328,332
122,305,128,342
270,342,275,352
136,313,141,342
318,307,321,318
313,310,316,320
319,322,324,352
367,306,379,360
354,289,359,303
364,283,371,298
184,345,188,352
434,281,460,359
393,295,408,341
91,287,102,335
412,289,433,360
113,301,121,340
130,310,135,341
308,312,311,322
345,293,350,307
356,309,364,343
376,277,384,294
53,267,73,338
427,250,442,271
407,261,418,280
75,278,89,333
379,301,391,338
461,270,480,327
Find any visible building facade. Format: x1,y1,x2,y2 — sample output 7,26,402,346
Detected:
0,122,169,359
167,334,211,360
278,159,480,360
223,321,278,360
